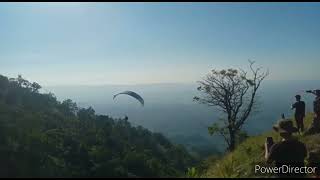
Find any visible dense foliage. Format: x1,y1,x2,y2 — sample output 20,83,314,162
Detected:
0,74,196,178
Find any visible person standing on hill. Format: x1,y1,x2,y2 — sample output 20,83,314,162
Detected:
305,90,320,135
292,95,306,133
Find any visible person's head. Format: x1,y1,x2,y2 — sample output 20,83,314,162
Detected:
273,120,298,139
295,95,301,101
279,132,292,139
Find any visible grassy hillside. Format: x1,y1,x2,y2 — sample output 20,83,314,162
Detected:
200,113,320,178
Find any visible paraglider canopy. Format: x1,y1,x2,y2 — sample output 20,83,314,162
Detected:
113,91,144,106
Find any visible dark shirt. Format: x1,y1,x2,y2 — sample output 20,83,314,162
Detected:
268,139,307,177
314,97,320,116
292,101,305,117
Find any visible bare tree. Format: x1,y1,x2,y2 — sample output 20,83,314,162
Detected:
193,61,269,151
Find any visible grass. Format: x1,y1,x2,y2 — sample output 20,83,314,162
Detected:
200,113,320,178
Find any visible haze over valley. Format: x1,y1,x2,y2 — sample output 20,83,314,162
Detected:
44,80,319,152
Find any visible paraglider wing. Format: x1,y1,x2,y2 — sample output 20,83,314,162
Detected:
113,91,144,106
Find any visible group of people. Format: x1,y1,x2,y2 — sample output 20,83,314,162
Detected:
264,90,320,178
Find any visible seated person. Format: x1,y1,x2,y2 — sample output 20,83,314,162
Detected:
265,119,307,178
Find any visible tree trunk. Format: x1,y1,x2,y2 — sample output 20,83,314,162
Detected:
229,129,236,152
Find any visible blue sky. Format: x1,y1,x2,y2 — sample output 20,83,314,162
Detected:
1,2,320,86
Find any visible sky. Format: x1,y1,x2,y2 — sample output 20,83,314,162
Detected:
1,2,320,86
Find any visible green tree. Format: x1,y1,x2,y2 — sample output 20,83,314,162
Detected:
60,99,78,117
194,61,268,151
31,82,41,93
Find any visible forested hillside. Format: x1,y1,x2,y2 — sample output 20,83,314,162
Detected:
0,74,196,177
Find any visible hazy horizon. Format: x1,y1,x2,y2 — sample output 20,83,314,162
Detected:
37,79,320,151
